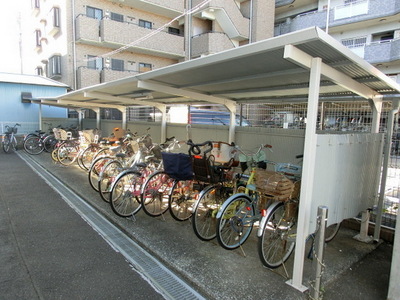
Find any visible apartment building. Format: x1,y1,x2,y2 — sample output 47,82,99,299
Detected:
274,0,400,82
29,0,274,91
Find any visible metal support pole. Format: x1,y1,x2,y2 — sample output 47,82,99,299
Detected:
310,206,328,300
354,210,373,243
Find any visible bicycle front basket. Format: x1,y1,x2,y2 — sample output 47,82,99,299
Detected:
162,152,194,181
12,127,18,134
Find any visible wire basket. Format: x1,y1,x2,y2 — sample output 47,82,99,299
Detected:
254,169,295,201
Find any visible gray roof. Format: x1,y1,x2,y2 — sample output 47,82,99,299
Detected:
36,27,400,110
0,72,69,88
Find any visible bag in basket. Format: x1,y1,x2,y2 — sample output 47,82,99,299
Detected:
162,152,194,181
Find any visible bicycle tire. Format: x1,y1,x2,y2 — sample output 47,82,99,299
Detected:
325,222,341,242
98,160,124,202
192,184,228,241
23,136,45,155
109,171,142,217
257,201,297,269
216,193,255,250
169,180,198,221
2,136,11,153
88,156,113,191
80,145,102,171
43,135,57,152
57,142,80,166
141,171,173,217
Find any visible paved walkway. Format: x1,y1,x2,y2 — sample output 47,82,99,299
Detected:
0,151,165,299
0,150,394,299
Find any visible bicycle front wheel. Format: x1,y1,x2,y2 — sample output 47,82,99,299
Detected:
80,144,102,171
141,171,174,217
88,156,113,191
2,136,11,153
110,172,142,217
192,185,228,241
257,201,297,269
169,180,199,221
98,160,124,202
216,194,255,250
57,142,80,166
24,136,44,155
43,135,57,152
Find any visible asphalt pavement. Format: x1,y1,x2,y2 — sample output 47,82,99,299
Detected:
0,149,393,300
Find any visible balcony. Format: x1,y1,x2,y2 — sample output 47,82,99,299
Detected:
100,18,185,59
364,38,400,64
104,0,183,18
75,14,100,43
77,67,101,89
275,0,400,36
192,0,249,40
100,69,137,83
191,32,235,58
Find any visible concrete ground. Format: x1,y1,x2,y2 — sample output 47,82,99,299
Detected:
0,149,393,299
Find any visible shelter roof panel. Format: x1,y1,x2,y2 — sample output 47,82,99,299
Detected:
46,27,400,110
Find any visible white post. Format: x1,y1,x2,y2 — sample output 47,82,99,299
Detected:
288,57,322,291
374,100,399,241
158,105,167,143
387,203,400,299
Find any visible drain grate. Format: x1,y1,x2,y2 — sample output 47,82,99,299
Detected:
19,152,205,300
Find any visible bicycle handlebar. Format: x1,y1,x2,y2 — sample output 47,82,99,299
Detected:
187,139,213,156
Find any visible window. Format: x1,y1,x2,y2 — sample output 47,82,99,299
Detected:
48,55,61,78
139,19,152,29
168,27,180,36
52,7,60,28
139,63,152,73
35,30,41,47
87,55,103,70
111,59,124,71
87,6,103,20
110,12,124,22
35,66,43,76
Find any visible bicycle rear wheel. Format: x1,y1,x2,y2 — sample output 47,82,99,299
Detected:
192,184,228,241
216,194,255,250
141,171,173,217
24,136,44,155
325,222,341,242
110,172,142,217
257,201,297,269
169,180,199,221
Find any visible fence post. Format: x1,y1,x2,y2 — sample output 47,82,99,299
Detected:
310,206,328,300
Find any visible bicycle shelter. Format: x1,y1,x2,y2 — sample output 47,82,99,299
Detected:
33,27,400,294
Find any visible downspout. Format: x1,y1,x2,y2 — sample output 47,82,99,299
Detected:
249,0,253,43
71,0,77,90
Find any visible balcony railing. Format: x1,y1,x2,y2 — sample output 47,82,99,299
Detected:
191,32,235,58
75,14,100,42
275,0,399,36
101,18,185,58
100,69,137,83
104,0,183,16
364,38,400,64
77,67,101,89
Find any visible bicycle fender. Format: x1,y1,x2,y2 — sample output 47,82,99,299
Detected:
257,201,284,237
216,192,252,219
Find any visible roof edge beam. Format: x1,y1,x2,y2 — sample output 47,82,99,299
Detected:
84,92,164,109
137,80,236,111
58,99,125,110
283,44,380,100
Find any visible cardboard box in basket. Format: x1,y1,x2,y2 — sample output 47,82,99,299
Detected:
254,169,295,201
211,141,237,165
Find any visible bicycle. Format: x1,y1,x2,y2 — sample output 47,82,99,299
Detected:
190,140,236,241
2,123,21,153
215,144,273,250
108,135,177,217
256,157,341,269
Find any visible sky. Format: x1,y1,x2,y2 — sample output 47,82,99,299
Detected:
0,1,32,74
